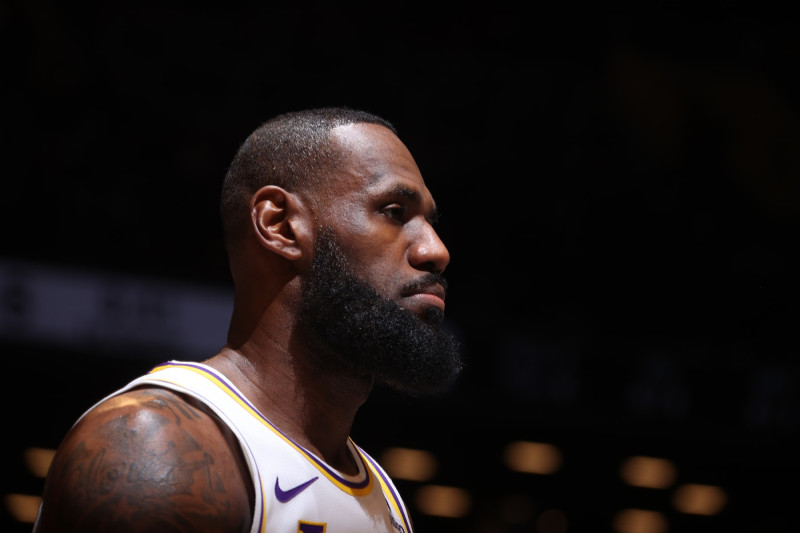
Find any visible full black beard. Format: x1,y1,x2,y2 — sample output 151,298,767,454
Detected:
297,229,462,396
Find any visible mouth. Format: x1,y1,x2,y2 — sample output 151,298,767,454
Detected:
401,280,447,312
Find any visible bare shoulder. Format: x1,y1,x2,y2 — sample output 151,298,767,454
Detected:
34,387,252,533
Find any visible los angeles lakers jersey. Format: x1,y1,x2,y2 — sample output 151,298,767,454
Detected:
80,360,414,533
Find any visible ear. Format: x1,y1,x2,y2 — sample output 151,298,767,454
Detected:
250,185,311,261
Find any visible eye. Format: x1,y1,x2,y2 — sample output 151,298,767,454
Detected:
381,203,408,222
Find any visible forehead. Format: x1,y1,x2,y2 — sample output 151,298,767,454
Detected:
328,123,431,197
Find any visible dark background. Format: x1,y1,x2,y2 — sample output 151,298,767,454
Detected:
2,2,799,532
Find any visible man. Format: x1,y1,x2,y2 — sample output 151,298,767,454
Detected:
33,107,462,532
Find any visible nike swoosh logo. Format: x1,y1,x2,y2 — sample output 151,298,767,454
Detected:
275,476,319,503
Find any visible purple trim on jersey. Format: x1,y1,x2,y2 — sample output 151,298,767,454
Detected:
239,433,265,533
360,450,412,533
152,361,371,491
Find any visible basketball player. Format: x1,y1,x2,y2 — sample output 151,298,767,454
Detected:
33,108,463,532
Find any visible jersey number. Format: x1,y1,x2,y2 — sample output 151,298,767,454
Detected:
298,520,326,532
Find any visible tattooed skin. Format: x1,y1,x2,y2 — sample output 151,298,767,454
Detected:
37,388,250,533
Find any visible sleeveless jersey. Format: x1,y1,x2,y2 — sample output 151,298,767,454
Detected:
72,360,414,533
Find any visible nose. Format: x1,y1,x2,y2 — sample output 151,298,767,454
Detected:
409,221,450,274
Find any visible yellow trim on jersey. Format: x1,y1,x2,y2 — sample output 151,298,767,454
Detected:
147,363,374,497
360,450,413,533
250,450,267,533
254,470,267,533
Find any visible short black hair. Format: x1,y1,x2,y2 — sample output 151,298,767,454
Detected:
220,107,397,250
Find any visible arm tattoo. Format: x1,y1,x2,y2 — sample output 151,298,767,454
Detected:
139,389,204,424
52,390,244,532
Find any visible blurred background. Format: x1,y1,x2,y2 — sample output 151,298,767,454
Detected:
2,2,798,532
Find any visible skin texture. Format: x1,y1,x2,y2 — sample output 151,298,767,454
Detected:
34,120,455,532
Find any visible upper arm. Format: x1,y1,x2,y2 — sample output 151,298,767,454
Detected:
34,387,252,533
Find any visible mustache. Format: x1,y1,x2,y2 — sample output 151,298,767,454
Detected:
401,273,448,296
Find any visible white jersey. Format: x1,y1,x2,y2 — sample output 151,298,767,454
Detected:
77,360,414,533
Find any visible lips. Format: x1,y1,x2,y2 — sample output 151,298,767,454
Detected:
402,282,446,311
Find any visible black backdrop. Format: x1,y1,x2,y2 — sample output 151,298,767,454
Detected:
2,3,799,532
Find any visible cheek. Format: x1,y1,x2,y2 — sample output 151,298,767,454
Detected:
323,195,370,235
328,219,411,295
363,258,410,299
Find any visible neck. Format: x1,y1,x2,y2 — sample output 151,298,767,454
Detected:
206,344,372,475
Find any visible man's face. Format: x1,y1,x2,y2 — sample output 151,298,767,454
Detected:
310,123,451,315
297,123,462,395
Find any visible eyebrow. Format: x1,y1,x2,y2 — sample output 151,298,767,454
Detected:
386,184,440,224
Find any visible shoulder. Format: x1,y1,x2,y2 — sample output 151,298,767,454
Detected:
34,386,252,533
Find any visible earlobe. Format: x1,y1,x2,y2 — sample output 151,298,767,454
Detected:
251,186,307,261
